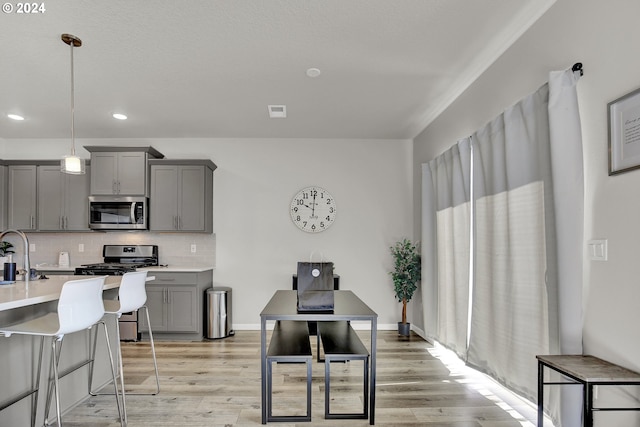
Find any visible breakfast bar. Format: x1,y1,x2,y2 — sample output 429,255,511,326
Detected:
0,275,124,426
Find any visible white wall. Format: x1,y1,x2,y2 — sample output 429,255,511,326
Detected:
413,0,640,422
1,137,413,329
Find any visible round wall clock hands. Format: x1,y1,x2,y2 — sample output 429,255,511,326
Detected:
290,186,336,233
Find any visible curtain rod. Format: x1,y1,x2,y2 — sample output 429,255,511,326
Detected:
572,62,584,76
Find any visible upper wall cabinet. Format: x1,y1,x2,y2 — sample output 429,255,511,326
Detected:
149,160,216,233
85,146,164,196
0,166,7,231
7,165,37,231
38,165,91,231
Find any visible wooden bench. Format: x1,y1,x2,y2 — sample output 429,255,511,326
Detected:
266,320,312,422
317,320,369,419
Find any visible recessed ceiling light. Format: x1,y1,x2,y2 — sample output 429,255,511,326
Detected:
112,113,128,120
306,67,321,78
7,114,24,121
268,105,287,119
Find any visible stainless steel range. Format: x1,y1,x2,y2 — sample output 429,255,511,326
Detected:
75,245,159,275
76,245,159,341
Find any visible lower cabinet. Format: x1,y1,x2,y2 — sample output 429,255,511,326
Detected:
144,285,198,332
139,270,213,340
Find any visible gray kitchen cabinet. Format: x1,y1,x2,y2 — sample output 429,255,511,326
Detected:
139,270,212,340
85,146,164,196
90,152,146,195
149,160,215,233
0,166,7,231
37,165,90,231
142,285,197,332
7,165,37,231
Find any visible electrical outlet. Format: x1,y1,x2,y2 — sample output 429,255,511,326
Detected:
78,244,84,253
190,244,197,253
29,244,36,252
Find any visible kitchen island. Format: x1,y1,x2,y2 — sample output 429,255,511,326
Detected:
0,275,124,426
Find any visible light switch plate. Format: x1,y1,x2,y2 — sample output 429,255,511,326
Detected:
588,239,607,261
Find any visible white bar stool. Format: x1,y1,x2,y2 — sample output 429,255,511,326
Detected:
0,276,123,427
89,270,159,424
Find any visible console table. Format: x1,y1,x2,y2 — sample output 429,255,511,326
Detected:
537,355,640,426
260,290,378,424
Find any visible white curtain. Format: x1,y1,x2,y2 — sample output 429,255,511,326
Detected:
423,139,471,357
422,68,583,427
467,81,559,400
548,69,584,427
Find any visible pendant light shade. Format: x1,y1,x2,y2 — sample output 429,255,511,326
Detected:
60,33,86,175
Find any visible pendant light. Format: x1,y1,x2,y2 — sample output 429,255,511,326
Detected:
60,33,85,175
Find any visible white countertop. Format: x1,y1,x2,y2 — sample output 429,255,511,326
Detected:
141,266,214,273
35,265,214,273
0,275,123,312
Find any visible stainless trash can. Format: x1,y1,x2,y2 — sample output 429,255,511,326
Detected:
206,286,233,339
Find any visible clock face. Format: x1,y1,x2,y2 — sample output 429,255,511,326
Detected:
290,186,337,233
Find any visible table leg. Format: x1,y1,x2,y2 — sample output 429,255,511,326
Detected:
261,317,267,424
538,361,544,426
370,317,377,425
584,383,593,427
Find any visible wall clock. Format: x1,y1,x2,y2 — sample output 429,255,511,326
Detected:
290,186,337,233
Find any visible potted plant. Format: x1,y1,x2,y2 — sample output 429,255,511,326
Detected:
389,239,421,336
0,241,15,266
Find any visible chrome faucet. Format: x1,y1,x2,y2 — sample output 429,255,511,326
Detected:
0,229,30,280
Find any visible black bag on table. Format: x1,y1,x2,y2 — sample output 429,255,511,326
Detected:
296,261,334,312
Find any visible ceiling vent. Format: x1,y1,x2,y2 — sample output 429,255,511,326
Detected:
268,105,287,119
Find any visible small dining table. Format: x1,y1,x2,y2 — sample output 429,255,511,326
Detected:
260,290,378,424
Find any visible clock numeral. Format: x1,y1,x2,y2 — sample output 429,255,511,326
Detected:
325,215,331,221
302,221,308,228
325,198,332,204
320,221,325,228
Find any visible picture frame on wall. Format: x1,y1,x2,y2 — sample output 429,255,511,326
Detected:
608,86,640,175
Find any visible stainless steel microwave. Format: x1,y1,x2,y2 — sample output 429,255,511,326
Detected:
88,196,148,230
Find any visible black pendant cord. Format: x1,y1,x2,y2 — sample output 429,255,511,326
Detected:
572,62,584,76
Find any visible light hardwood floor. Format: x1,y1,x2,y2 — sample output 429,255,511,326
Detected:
64,330,539,426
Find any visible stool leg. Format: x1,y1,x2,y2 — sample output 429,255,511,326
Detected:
112,315,127,424
86,320,125,426
117,306,160,396
44,337,64,425
141,306,160,395
49,337,62,427
88,324,100,396
100,320,125,426
29,336,44,427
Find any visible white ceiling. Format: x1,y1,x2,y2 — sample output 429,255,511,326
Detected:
0,0,554,140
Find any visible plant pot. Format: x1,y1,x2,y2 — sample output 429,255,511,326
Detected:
397,322,411,337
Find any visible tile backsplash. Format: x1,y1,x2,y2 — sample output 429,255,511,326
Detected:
4,232,216,269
